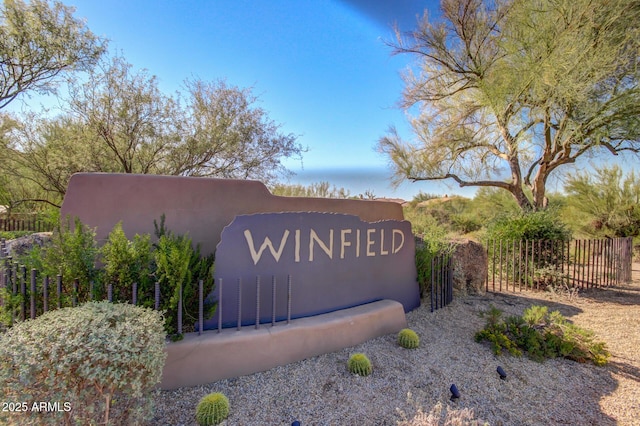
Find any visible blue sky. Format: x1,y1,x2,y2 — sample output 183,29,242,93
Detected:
14,0,480,200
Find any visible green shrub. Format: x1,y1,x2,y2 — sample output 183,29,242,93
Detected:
475,305,609,365
153,215,215,337
0,301,166,425
348,353,372,376
398,328,420,349
486,210,572,288
486,209,571,242
101,222,154,303
195,392,230,426
42,216,100,302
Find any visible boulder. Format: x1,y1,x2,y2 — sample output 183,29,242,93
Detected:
450,238,487,295
1,232,52,258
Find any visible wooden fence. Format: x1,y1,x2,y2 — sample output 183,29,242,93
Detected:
0,217,54,232
485,237,633,292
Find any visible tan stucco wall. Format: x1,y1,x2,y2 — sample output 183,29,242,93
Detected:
60,173,404,255
160,299,407,390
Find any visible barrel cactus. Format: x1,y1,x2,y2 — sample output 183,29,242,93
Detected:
196,392,230,426
397,328,420,349
348,353,372,376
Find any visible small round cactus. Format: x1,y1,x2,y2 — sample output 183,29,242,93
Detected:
397,328,420,349
196,392,230,426
348,353,372,376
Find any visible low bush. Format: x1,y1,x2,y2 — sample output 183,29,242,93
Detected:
0,301,167,425
475,305,609,365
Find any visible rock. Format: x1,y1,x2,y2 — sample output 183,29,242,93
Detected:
1,232,52,258
450,238,487,295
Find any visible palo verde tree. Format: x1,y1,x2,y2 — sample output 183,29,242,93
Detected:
0,0,106,110
378,0,640,211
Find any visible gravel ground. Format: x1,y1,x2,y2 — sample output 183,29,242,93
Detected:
151,264,640,425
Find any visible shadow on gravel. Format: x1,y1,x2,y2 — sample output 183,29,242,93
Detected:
467,291,584,318
577,286,640,306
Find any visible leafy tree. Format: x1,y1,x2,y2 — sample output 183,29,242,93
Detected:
1,56,304,200
0,0,106,109
378,0,640,211
167,78,303,184
564,165,640,237
66,55,179,175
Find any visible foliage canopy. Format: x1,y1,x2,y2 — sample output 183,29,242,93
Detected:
378,0,640,211
0,0,106,109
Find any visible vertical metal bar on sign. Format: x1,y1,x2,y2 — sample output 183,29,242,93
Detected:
615,238,620,285
607,239,613,286
517,240,522,291
440,255,445,309
484,241,488,292
598,239,604,286
530,240,535,290
43,276,49,313
21,269,28,321
177,283,183,335
218,278,222,334
504,242,509,290
30,267,36,319
57,275,62,309
511,240,516,292
558,240,563,287
571,240,577,287
524,240,529,291
549,240,555,288
581,240,588,288
237,277,242,330
431,256,437,312
154,281,160,310
271,275,276,326
73,279,79,307
287,275,292,324
255,276,260,329
499,240,503,292
587,239,592,287
198,279,203,335
492,239,496,291
448,256,453,305
576,240,582,288
592,239,598,286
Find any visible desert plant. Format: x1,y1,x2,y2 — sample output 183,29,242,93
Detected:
398,328,420,349
195,392,230,426
0,301,166,425
42,216,100,301
101,221,153,303
153,215,216,336
348,353,372,376
475,305,610,365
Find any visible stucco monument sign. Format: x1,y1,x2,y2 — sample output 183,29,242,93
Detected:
60,173,420,388
204,212,419,329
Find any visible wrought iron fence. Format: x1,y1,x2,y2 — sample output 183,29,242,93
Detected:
484,237,633,292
